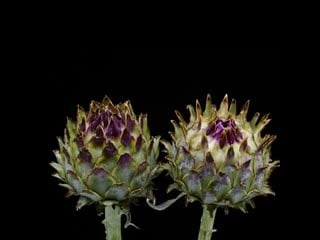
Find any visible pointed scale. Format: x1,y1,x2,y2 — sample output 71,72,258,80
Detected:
219,94,229,118
254,113,270,134
89,100,101,115
250,112,260,127
225,146,235,165
187,104,196,125
195,99,202,121
203,94,213,118
102,95,112,106
239,100,250,122
126,100,136,119
171,120,185,140
175,110,187,129
77,105,87,130
258,135,277,151
229,98,237,115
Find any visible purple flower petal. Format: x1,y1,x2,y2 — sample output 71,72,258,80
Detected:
101,111,110,127
136,135,143,151
103,141,118,158
219,134,227,148
92,167,107,178
206,117,243,148
206,122,215,136
89,117,101,132
106,119,121,138
79,149,92,162
79,119,86,132
118,153,132,168
121,129,132,146
75,134,84,148
126,114,135,132
93,127,105,145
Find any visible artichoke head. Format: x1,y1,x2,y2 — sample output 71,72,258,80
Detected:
51,96,160,209
163,94,279,211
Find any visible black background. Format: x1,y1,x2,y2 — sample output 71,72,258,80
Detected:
46,48,288,240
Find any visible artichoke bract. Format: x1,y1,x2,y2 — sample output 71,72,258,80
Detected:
163,94,279,211
51,96,160,210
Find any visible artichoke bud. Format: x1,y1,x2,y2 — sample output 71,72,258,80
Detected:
164,94,279,211
51,96,160,209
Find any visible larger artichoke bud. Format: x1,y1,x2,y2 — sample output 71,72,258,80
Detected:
51,96,160,238
163,94,279,211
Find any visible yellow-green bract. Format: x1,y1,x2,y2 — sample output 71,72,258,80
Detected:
163,94,279,212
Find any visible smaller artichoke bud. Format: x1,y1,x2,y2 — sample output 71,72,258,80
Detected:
51,96,160,210
163,94,279,211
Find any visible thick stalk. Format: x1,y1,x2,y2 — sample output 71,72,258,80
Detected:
103,205,122,240
198,205,217,240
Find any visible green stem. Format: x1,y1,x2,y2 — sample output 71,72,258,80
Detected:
198,205,217,240
103,205,122,240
